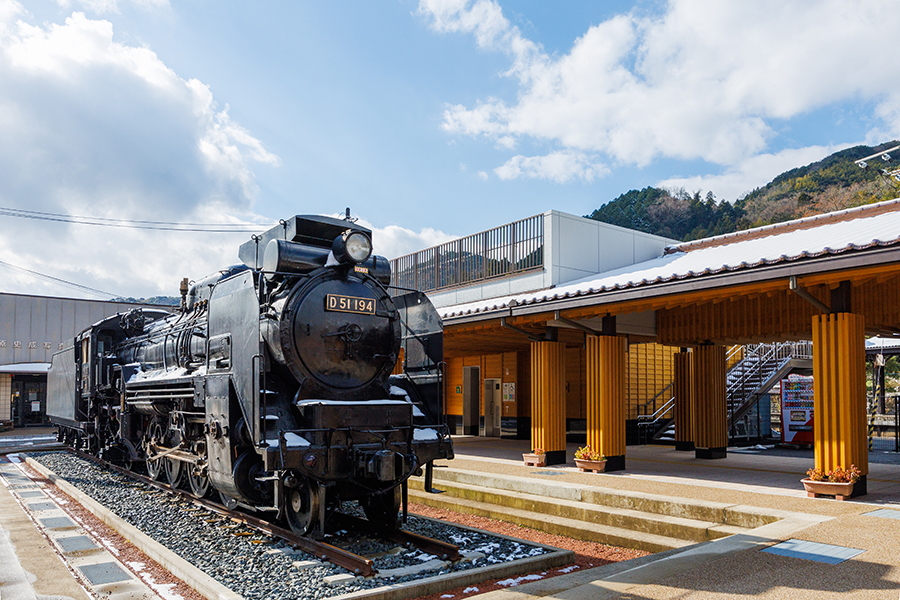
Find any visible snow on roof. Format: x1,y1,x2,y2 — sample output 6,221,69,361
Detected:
440,201,900,320
0,363,51,374
866,337,900,350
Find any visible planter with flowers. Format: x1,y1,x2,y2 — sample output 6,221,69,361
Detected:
801,465,861,501
523,448,546,467
574,445,607,473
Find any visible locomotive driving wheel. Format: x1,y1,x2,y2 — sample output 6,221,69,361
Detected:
165,458,185,488
360,487,401,529
146,456,163,480
285,477,320,536
186,466,211,498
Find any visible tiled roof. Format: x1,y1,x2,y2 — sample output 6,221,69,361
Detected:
440,200,900,320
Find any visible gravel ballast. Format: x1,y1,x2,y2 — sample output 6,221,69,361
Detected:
31,451,554,600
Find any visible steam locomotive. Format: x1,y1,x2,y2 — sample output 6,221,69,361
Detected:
47,214,453,535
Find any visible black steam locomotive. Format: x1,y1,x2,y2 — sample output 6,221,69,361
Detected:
47,214,453,535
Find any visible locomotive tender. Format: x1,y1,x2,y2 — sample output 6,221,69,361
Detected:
47,214,453,535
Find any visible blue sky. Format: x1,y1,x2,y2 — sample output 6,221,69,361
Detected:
1,0,898,298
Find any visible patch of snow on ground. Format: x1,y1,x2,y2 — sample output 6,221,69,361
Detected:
138,572,184,600
463,587,479,594
557,565,579,573
497,574,544,587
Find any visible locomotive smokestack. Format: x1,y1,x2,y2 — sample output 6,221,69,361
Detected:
345,207,351,221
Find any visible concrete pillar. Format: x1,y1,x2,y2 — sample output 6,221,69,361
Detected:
812,312,868,496
585,335,627,471
691,344,727,459
673,350,694,451
530,340,567,465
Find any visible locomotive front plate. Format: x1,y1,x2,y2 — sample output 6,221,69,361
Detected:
325,294,376,315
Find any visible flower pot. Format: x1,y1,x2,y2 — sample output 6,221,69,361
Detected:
801,478,855,501
575,458,607,473
522,453,545,467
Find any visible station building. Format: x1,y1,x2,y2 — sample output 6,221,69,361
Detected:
0,293,168,427
391,200,900,497
391,210,680,442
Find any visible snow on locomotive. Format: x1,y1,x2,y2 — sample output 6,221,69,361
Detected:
47,214,454,535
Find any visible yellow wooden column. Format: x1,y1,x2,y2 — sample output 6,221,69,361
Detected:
530,340,567,465
691,344,727,459
585,335,627,471
812,312,867,496
673,350,694,452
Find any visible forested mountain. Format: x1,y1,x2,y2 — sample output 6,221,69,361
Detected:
113,296,180,306
587,142,900,241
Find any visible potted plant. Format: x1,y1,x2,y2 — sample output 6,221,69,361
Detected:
574,445,607,473
801,465,861,501
523,447,546,467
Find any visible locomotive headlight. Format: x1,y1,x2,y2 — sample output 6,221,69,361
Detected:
332,230,372,264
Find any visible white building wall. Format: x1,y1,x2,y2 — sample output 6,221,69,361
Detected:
428,210,674,308
0,293,173,366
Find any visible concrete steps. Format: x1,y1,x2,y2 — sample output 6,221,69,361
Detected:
409,467,785,553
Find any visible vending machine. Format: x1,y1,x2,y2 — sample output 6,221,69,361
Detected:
781,374,814,445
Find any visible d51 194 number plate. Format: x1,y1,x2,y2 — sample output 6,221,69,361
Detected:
325,294,375,315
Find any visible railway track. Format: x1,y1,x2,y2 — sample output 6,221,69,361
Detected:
70,448,460,578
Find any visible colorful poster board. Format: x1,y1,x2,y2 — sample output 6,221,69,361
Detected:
781,374,814,444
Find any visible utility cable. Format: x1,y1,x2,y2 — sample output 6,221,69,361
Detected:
0,259,119,299
0,206,275,232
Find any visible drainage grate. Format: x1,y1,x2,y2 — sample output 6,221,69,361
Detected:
18,491,46,498
39,516,75,529
762,539,864,564
57,535,100,554
78,562,131,585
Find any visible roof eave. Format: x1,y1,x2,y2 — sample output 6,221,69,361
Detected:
443,244,900,325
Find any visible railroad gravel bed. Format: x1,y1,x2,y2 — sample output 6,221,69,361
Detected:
32,451,549,599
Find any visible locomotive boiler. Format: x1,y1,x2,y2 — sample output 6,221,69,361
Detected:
47,214,454,535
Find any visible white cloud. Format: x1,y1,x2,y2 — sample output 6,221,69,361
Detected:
53,0,169,15
0,10,278,298
420,0,900,174
656,145,851,202
494,151,608,183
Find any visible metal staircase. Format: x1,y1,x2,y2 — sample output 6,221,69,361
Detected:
726,341,813,441
638,342,813,445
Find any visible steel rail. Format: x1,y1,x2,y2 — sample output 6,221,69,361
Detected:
69,449,376,576
331,512,460,561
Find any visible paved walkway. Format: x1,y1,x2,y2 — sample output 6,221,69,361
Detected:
443,438,900,599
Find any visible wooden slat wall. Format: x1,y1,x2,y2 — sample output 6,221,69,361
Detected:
566,346,584,419
813,313,868,476
445,355,464,415
691,345,727,451
530,341,566,453
658,287,825,345
626,343,677,419
674,351,693,446
586,335,627,460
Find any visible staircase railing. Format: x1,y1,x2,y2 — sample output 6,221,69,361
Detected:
638,382,674,417
726,341,813,439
